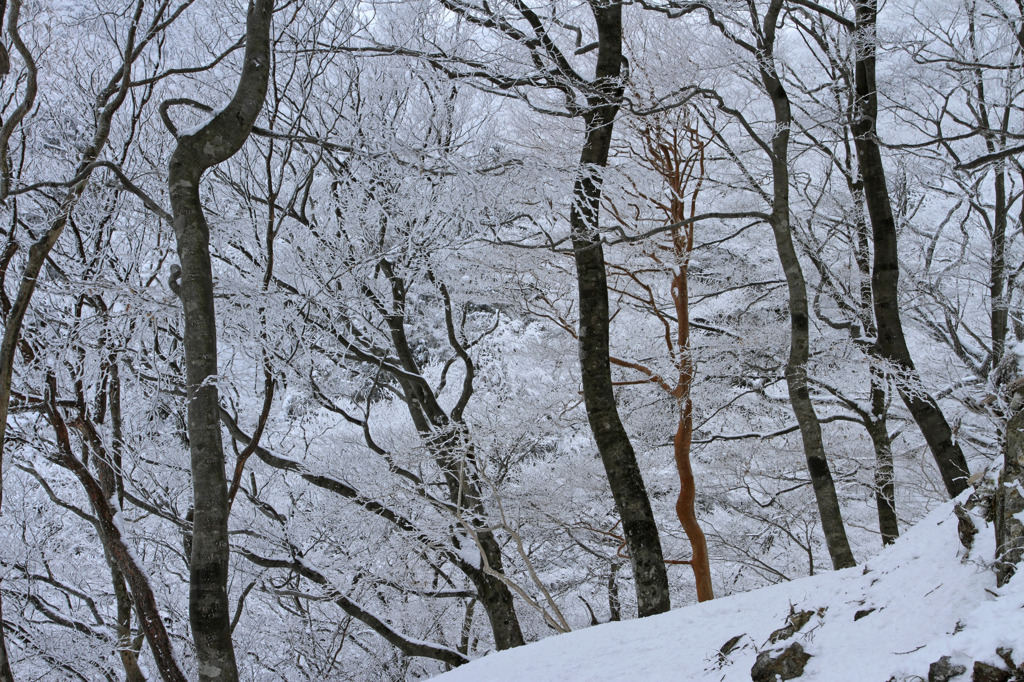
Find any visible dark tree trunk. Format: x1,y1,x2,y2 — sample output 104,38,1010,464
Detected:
166,1,273,679
91,370,145,682
759,0,855,570
0,590,12,682
375,263,525,649
990,167,1008,369
852,0,970,498
465,549,523,650
853,199,898,544
965,7,1011,371
570,0,671,617
0,1,145,673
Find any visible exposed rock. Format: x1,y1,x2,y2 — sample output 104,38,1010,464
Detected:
854,608,876,621
972,661,1012,682
929,655,968,681
751,642,812,682
712,634,746,669
719,634,744,658
991,647,1015,667
953,503,978,557
767,605,821,644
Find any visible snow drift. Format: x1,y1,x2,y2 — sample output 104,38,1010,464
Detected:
434,498,1024,681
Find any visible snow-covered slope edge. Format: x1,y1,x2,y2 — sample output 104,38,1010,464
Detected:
433,499,1024,681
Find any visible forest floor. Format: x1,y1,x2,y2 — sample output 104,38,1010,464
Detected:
434,495,1024,681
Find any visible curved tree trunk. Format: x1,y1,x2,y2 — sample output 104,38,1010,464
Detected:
759,0,856,570
92,367,145,681
166,2,273,679
378,262,526,649
0,2,144,674
571,0,671,618
673,252,713,601
852,0,970,498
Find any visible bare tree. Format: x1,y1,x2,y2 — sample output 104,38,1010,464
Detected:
418,0,673,616
606,109,715,600
661,0,856,569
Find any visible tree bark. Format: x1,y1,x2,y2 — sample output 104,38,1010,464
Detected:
378,267,525,649
673,255,713,599
166,2,273,679
759,0,856,570
853,197,898,544
0,590,12,682
851,0,971,498
997,408,1024,586
571,0,671,617
868,368,899,545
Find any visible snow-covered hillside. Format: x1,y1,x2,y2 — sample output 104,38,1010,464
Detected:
434,498,1024,681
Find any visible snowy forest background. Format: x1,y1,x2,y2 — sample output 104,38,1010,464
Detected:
0,0,1021,679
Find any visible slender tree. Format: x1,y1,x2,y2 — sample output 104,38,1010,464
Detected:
427,0,673,616
851,0,971,498
606,110,715,600
165,0,273,678
667,0,856,569
570,0,672,616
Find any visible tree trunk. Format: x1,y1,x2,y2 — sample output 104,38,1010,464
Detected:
377,262,525,649
868,368,899,545
852,0,970,498
990,166,1008,369
997,408,1024,586
0,590,12,682
759,0,856,570
571,0,671,618
0,2,143,672
672,281,713,600
91,377,145,682
852,193,899,544
466,547,524,650
663,121,714,602
166,2,273,679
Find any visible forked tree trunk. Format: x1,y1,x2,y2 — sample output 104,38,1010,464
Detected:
571,0,671,617
90,367,145,681
852,0,970,498
166,1,273,679
377,262,525,649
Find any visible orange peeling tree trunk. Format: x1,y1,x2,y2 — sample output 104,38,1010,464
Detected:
658,119,714,603
608,112,714,601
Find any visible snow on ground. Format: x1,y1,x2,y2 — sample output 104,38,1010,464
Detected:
434,498,1024,681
